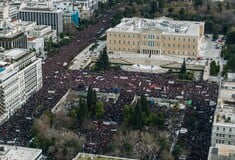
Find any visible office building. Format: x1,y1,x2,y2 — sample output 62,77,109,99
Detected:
0,48,42,121
18,6,63,33
0,145,43,160
107,17,204,57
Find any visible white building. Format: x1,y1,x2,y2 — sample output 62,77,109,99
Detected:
0,1,9,20
210,80,235,146
10,20,57,53
18,6,63,33
0,48,42,122
27,37,44,54
0,145,43,160
28,25,57,42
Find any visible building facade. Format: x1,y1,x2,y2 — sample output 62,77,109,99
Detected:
0,49,42,120
18,7,63,33
107,17,204,57
0,32,27,49
211,80,235,147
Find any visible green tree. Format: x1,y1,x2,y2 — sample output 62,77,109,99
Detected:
140,94,149,116
78,98,89,122
227,55,235,72
87,86,97,114
133,100,144,130
95,48,110,71
212,25,219,41
95,101,105,120
179,59,187,79
210,60,220,76
205,20,214,34
123,105,134,125
226,28,235,45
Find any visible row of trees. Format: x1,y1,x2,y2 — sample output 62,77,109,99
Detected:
123,95,165,130
222,28,235,75
69,86,105,125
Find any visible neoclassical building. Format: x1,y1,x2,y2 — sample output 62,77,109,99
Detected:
107,17,204,57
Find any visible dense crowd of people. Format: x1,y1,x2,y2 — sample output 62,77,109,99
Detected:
71,70,218,159
0,2,219,160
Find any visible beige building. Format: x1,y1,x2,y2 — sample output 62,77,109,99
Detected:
107,17,204,57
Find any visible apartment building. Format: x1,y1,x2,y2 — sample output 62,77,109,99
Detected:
211,80,235,147
18,6,63,33
107,17,204,57
0,49,42,120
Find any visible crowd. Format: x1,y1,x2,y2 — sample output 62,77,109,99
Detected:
0,3,122,146
71,70,218,159
0,2,219,160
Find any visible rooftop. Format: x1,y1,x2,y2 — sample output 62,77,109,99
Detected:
208,144,235,160
214,103,235,125
0,145,42,160
3,48,29,60
73,153,138,160
107,17,204,36
21,6,62,12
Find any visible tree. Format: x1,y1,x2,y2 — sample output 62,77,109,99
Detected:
87,86,97,114
226,28,235,45
78,98,89,122
95,101,105,120
123,105,134,126
212,25,219,41
133,100,144,130
95,48,110,71
140,94,149,116
205,20,214,34
179,59,186,79
210,60,220,76
227,55,235,72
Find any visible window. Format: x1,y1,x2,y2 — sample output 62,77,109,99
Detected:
223,128,225,131
148,41,155,47
229,135,231,138
148,35,154,39
230,128,232,132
